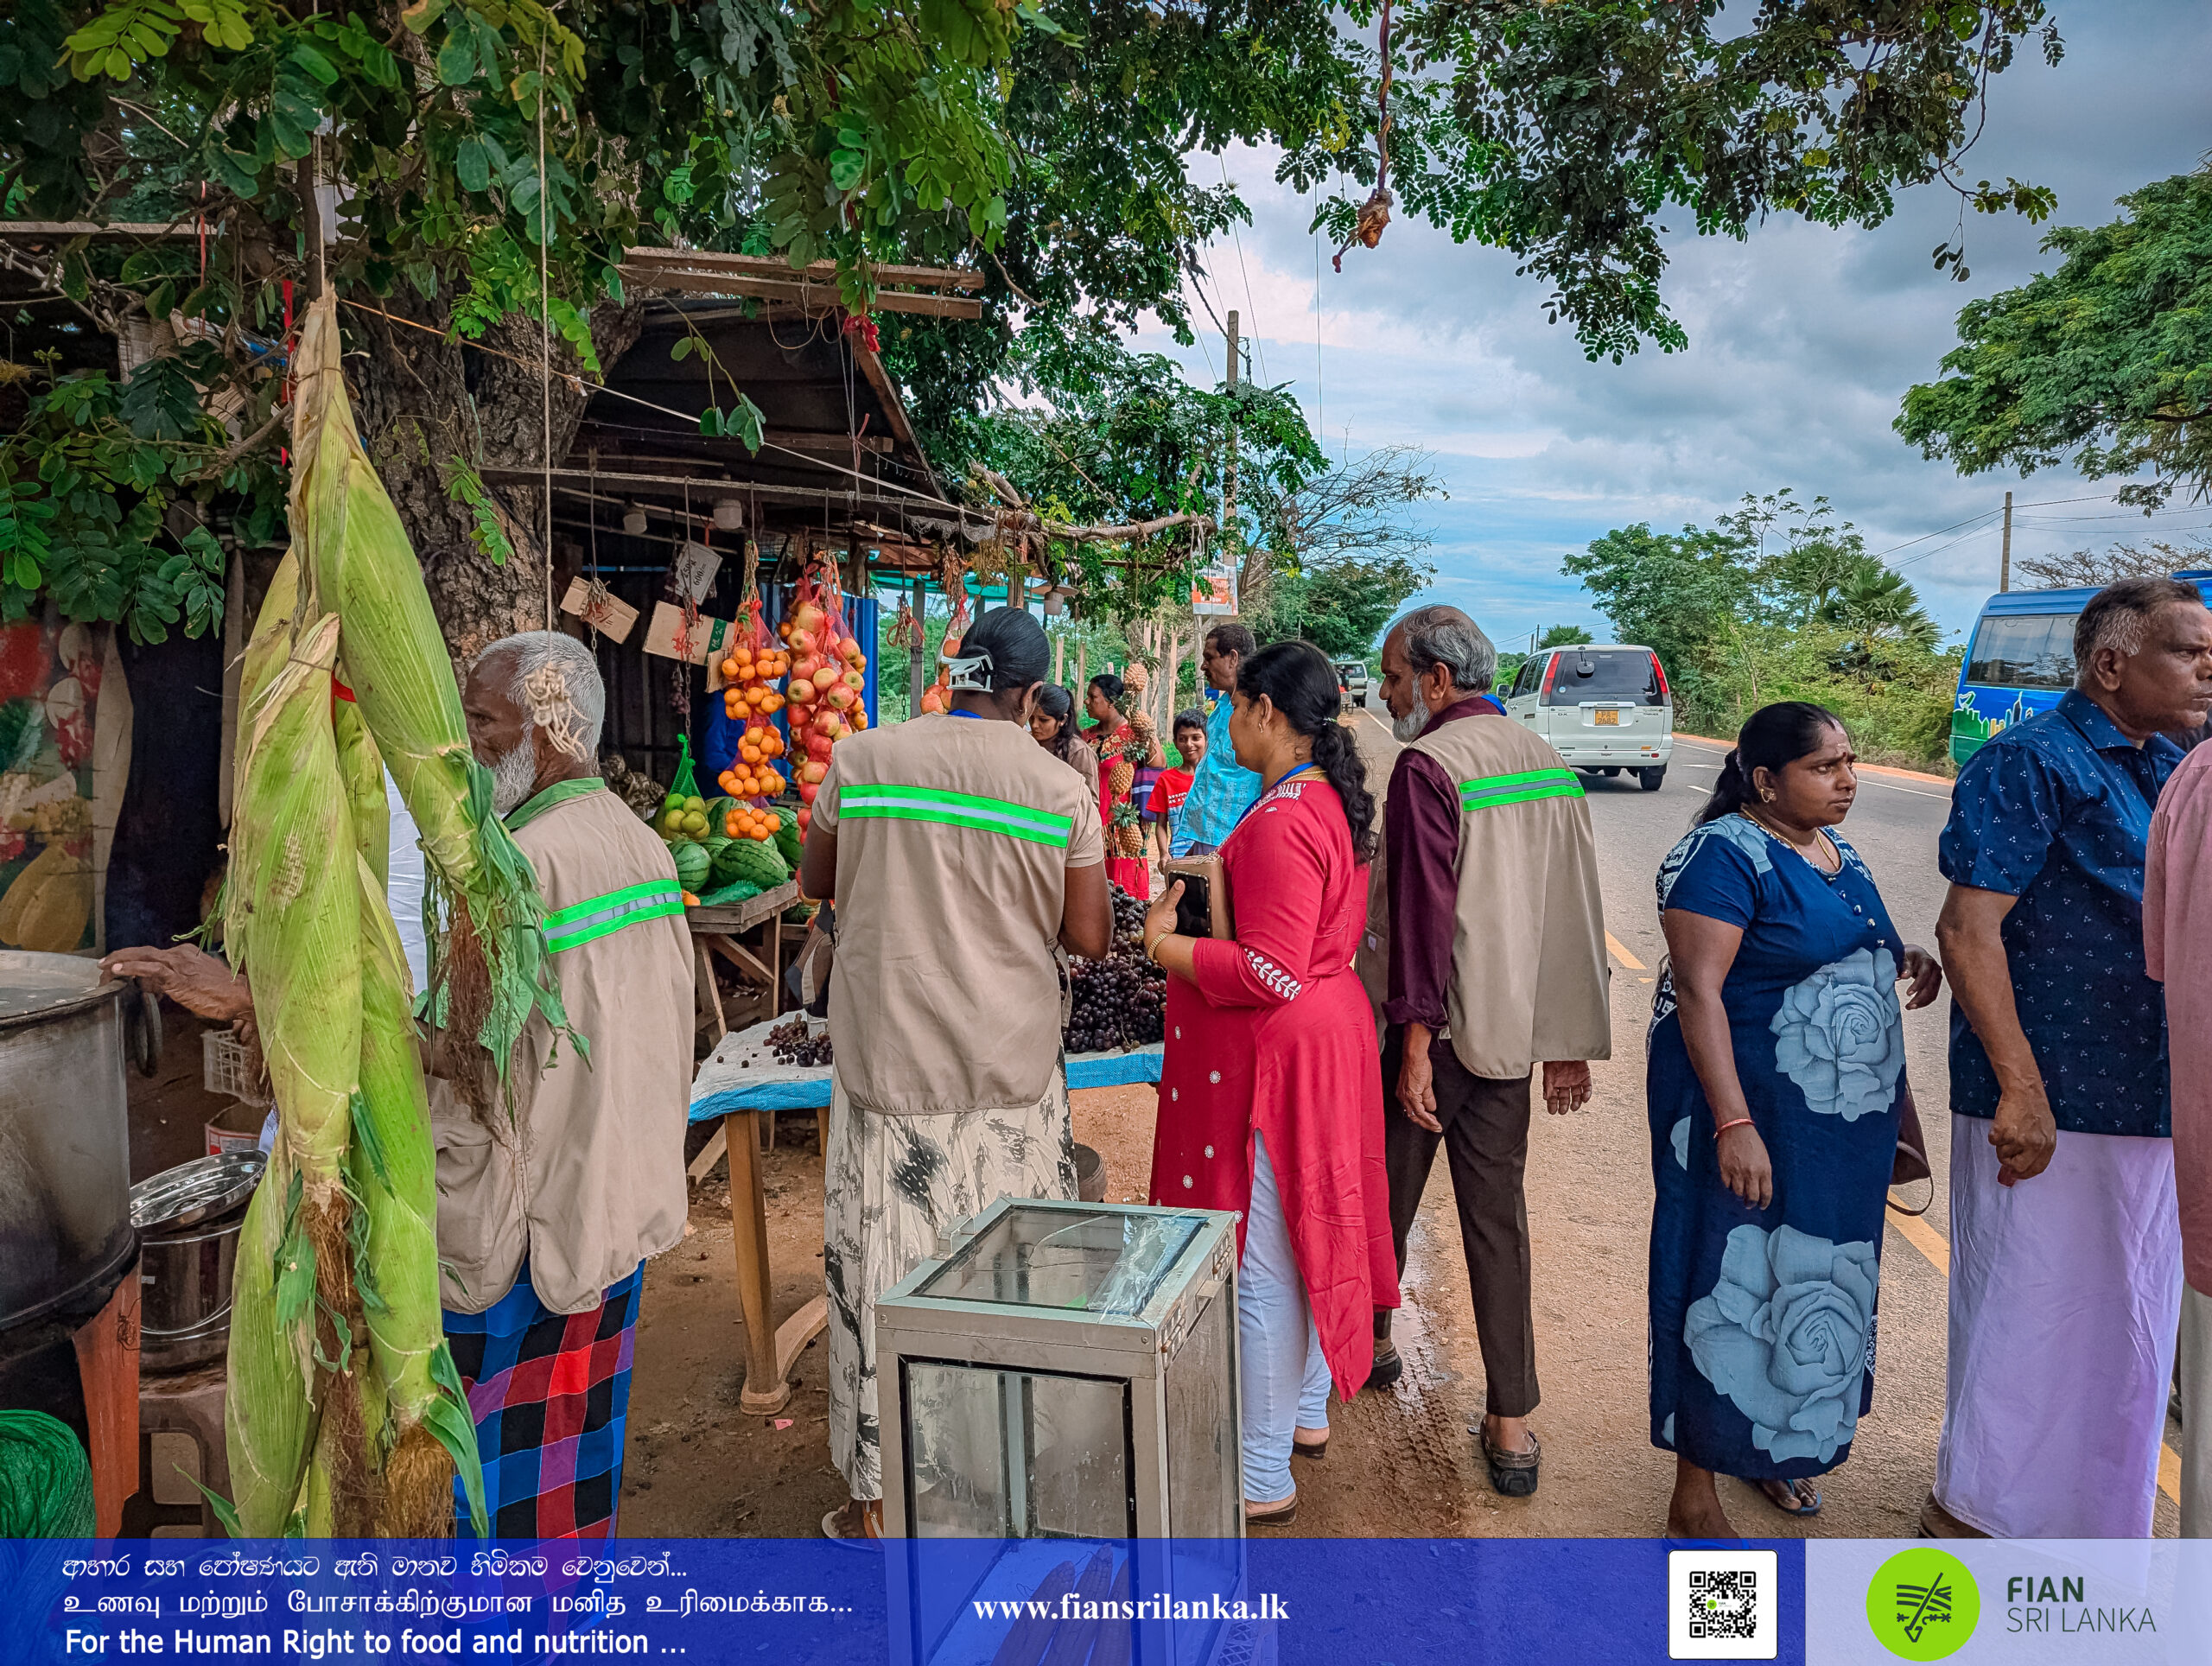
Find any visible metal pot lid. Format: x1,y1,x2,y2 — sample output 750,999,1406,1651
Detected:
130,1153,265,1231
0,950,122,1025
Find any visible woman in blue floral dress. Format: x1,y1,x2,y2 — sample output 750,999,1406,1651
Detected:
1648,703,1942,1539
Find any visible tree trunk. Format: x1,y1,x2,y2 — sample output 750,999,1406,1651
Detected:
346,290,647,668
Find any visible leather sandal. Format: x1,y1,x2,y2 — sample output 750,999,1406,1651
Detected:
1294,1428,1328,1461
1244,1495,1298,1528
1480,1426,1541,1498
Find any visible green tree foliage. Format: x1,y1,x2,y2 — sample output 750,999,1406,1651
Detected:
1567,490,1955,766
1496,622,1592,689
1897,167,2212,508
0,0,1033,639
963,332,1326,622
1299,1,2063,361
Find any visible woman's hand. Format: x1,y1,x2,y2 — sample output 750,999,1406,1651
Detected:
1898,944,1943,1010
1143,881,1182,957
1716,1122,1774,1210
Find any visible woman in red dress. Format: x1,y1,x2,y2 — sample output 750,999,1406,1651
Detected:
1086,674,1159,899
1141,640,1395,1526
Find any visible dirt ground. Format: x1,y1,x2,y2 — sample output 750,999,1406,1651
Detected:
620,1085,1481,1540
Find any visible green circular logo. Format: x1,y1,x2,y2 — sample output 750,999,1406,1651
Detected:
1867,1548,1980,1660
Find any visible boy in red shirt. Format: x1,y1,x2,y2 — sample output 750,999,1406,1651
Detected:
1143,708,1208,868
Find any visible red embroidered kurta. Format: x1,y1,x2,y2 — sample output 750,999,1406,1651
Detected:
1147,773,1398,1396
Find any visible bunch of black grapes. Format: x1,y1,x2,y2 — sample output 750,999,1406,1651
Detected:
767,1015,831,1067
1065,884,1167,1053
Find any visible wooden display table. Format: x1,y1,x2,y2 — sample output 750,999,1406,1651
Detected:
688,880,799,1041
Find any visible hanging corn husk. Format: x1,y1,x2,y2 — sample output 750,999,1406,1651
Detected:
222,611,366,1534
214,293,531,1539
288,293,574,1085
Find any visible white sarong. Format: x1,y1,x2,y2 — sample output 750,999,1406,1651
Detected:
822,1069,1076,1504
1935,1112,2182,1538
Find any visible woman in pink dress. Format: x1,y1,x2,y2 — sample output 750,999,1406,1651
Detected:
1141,639,1395,1526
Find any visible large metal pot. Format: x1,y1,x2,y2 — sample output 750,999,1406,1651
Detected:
0,950,160,1331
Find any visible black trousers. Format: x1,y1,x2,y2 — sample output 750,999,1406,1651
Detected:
1379,1025,1540,1420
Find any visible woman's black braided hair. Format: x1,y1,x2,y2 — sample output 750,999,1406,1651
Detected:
1236,639,1377,862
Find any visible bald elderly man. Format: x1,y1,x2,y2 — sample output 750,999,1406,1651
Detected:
110,631,691,1539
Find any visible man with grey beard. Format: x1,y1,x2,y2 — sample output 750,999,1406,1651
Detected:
1360,605,1610,1499
435,630,693,1537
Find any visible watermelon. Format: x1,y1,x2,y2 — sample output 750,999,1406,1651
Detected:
772,803,801,867
671,840,712,892
724,837,788,890
708,835,753,888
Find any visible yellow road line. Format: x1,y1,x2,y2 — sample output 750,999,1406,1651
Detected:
1885,1210,2183,1505
1605,932,1648,971
1885,1209,1949,1276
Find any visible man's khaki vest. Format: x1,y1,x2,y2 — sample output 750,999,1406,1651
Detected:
1406,716,1611,1078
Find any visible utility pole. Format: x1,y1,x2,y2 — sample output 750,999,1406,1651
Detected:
1223,310,1240,552
2000,490,2012,593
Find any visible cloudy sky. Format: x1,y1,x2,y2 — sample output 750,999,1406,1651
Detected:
1131,0,2212,649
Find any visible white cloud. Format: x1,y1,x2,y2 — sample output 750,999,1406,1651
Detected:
1127,0,2212,645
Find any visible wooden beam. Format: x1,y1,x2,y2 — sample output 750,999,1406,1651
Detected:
0,221,198,239
484,467,949,512
623,248,982,291
619,254,983,320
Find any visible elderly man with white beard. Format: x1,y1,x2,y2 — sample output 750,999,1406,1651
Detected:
1358,605,1610,1499
433,630,695,1538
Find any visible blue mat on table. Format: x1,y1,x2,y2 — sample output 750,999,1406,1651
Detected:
688,1045,1162,1122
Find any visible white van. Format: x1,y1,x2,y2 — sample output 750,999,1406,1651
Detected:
1500,643,1673,790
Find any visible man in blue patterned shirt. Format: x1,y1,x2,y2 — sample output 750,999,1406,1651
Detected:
1929,576,2212,1540
1169,622,1262,855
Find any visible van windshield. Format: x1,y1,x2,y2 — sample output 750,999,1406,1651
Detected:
1544,651,1664,706
1966,614,2076,691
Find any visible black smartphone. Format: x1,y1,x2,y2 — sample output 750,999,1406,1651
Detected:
1173,872,1212,938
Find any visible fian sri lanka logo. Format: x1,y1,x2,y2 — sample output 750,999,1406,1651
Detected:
1866,1548,1980,1661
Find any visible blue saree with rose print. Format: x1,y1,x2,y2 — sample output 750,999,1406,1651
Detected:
1646,812,1905,1481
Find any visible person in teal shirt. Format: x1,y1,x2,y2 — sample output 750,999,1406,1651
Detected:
1171,623,1262,855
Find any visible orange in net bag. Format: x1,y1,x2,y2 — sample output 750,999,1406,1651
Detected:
717,559,791,806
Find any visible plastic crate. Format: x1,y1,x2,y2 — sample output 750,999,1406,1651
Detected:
201,1028,268,1106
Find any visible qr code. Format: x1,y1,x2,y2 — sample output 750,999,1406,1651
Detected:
1688,1569,1759,1640
1670,1548,1775,1659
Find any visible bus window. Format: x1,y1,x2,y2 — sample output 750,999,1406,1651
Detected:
1965,614,2075,691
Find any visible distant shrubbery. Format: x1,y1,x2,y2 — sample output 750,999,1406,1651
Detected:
1565,491,1961,773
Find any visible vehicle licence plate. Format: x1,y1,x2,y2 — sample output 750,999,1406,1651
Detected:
1593,709,1619,726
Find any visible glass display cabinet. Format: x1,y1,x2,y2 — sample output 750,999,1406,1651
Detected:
875,1197,1245,1666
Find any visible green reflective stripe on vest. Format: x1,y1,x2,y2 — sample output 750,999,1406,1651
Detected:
839,784,1072,847
543,879,686,951
1457,767,1585,812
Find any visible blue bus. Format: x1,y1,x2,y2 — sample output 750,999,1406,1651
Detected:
1952,571,2212,765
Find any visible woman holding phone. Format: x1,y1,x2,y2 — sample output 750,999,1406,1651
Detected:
1142,640,1395,1526
1648,702,1942,1540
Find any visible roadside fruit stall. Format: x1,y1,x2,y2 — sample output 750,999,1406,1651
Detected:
684,885,1166,1415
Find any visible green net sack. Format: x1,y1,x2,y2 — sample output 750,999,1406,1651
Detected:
669,734,702,801
0,1410,95,1536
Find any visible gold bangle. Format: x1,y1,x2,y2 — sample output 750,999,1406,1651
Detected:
1145,929,1173,963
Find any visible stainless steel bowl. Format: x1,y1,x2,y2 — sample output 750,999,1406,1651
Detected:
130,1152,264,1233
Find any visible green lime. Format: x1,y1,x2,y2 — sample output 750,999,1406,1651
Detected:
1866,1548,1980,1659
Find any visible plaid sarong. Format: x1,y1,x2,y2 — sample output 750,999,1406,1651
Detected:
443,1260,643,1539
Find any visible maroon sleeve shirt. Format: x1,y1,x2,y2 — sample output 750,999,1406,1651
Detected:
1384,696,1503,1031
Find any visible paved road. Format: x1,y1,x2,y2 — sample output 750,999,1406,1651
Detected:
1344,697,2183,1537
